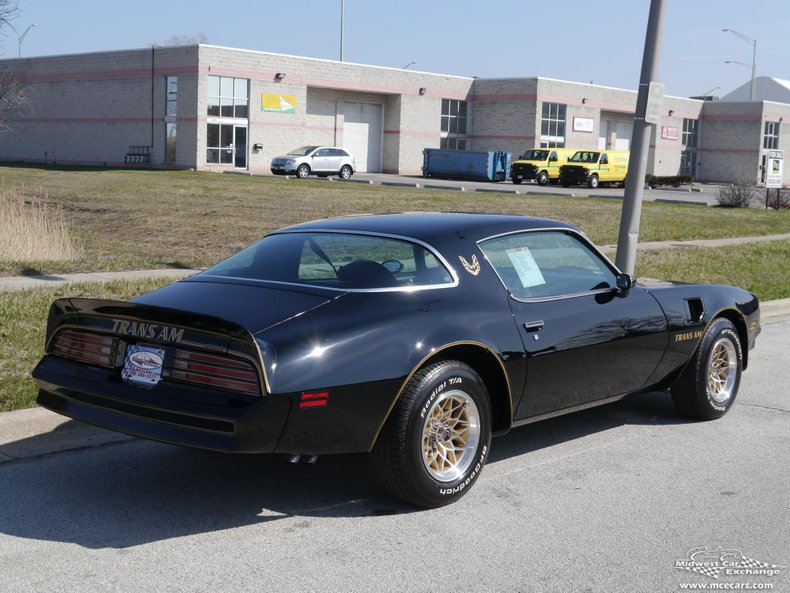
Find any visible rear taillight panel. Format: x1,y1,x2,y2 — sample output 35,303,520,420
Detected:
51,329,120,368
49,329,262,396
168,349,260,396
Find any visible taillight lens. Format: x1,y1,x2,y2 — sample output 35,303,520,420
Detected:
169,349,260,396
51,330,119,368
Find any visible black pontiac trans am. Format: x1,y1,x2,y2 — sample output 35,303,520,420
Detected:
33,213,760,507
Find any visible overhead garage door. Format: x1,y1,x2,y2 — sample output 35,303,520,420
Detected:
344,102,382,173
614,121,633,150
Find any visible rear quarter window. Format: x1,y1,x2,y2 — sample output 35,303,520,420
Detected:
202,232,454,290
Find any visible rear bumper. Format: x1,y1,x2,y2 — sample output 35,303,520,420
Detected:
33,355,291,453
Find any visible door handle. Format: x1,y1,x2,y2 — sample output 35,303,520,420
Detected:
524,320,544,332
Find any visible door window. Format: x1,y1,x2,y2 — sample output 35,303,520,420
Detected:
478,231,617,300
234,126,247,168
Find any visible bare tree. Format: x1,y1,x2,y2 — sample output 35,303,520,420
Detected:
0,67,26,132
162,33,209,46
0,0,28,133
0,0,19,29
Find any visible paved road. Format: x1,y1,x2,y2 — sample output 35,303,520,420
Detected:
1,318,788,593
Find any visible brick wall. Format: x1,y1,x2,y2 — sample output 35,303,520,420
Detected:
1,46,786,185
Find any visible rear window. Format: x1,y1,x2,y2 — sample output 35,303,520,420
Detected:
202,232,454,290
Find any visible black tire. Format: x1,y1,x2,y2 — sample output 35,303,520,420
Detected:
588,174,599,189
370,360,492,508
512,176,522,185
671,318,743,420
537,171,549,186
339,165,353,179
296,164,310,179
560,180,570,187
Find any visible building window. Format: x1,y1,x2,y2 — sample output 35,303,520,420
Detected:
207,76,249,119
206,123,234,164
440,99,468,150
166,76,178,116
682,118,699,148
681,119,700,177
764,121,779,149
165,123,177,163
540,102,566,147
680,150,698,177
440,137,467,150
206,76,249,167
441,99,467,134
164,76,177,162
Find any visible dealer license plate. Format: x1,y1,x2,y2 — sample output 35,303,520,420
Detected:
122,345,165,386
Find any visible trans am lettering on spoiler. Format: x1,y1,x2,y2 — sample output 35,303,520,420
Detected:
111,319,185,343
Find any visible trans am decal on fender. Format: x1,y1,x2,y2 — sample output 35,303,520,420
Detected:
33,213,760,508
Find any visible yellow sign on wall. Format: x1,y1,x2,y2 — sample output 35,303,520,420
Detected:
262,93,297,113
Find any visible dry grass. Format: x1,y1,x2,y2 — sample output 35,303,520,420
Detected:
0,185,81,262
0,164,788,276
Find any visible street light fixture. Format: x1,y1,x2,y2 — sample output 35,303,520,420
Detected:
722,28,756,101
6,22,36,59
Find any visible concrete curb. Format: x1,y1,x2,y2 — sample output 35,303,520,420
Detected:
1,302,788,465
0,407,133,464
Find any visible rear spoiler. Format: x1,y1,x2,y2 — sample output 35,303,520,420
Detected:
45,298,270,392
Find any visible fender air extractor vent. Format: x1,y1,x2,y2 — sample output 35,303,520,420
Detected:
685,298,705,322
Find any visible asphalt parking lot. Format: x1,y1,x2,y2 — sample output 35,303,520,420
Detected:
1,312,787,592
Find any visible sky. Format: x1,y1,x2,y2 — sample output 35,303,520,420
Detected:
2,0,789,99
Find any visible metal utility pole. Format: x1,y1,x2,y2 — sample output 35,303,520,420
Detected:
615,0,667,275
339,0,344,61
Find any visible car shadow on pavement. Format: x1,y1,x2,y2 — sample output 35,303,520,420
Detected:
0,390,688,549
488,389,685,463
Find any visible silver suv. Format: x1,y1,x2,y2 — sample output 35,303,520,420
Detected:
270,146,356,179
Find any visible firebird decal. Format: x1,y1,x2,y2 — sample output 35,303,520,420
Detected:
459,254,481,276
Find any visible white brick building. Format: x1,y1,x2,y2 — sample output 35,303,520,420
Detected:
1,44,788,185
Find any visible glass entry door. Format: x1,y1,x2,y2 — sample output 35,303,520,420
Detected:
206,123,247,168
234,126,247,169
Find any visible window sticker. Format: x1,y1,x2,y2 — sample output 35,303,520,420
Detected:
506,247,546,288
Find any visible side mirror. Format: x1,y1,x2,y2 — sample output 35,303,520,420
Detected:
616,273,634,292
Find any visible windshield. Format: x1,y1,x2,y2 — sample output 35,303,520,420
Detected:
521,150,549,161
201,232,454,290
568,151,600,164
287,146,319,156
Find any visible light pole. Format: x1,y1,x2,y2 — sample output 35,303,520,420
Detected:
6,22,36,58
339,0,344,61
722,28,756,101
403,61,416,69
